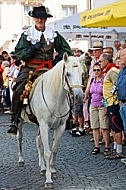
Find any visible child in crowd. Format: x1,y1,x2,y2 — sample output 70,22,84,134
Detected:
1,61,11,111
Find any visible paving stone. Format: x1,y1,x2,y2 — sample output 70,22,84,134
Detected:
0,114,126,190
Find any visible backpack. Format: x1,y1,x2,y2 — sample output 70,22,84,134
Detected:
117,67,126,101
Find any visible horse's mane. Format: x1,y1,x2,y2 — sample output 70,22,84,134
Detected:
43,59,64,92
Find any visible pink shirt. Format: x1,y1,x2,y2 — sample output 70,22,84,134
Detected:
90,75,104,107
7,64,16,80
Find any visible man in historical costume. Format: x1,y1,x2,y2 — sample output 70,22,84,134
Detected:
7,6,71,135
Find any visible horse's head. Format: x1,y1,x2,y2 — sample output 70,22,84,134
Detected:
62,52,84,103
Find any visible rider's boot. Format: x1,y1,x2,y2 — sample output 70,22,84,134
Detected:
7,91,22,135
7,122,18,135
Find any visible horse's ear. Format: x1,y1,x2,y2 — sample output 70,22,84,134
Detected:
63,52,68,62
79,53,86,62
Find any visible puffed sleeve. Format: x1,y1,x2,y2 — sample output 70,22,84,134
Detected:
15,33,32,62
54,31,72,56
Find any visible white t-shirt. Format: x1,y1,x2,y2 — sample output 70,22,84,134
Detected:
13,68,20,79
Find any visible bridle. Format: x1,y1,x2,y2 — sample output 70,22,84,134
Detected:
41,63,83,118
63,64,83,104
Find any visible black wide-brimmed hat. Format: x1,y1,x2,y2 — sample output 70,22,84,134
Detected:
28,6,53,18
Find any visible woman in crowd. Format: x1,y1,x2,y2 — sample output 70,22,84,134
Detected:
7,55,17,102
84,62,110,155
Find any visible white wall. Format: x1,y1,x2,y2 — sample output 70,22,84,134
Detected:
93,0,118,8
0,1,22,48
44,0,87,22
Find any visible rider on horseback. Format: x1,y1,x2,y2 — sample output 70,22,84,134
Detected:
7,6,71,135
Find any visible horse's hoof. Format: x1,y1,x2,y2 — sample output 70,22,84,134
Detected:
40,170,46,176
18,162,24,167
51,172,57,179
44,183,54,189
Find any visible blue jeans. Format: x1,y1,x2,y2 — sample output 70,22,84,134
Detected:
119,103,126,133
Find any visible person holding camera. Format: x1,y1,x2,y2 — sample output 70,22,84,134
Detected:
99,53,125,159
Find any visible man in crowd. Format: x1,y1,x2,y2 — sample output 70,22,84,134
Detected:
103,46,114,58
99,53,125,159
116,48,126,163
89,41,103,77
7,6,71,135
113,39,121,61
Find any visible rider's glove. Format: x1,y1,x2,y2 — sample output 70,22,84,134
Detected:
52,52,63,66
33,42,43,50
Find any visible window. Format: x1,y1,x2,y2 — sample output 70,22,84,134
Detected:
61,5,77,18
23,5,34,28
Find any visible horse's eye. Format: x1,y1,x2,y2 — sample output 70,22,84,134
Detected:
67,72,70,77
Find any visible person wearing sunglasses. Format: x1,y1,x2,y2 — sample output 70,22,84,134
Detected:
84,62,110,155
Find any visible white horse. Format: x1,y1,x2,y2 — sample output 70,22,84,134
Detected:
17,52,84,189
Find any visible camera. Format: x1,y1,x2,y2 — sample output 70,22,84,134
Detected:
110,85,117,95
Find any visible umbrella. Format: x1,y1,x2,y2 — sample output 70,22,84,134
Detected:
80,0,126,27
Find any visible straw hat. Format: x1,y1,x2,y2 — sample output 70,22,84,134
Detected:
90,41,103,50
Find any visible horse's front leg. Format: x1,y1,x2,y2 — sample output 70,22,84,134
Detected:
39,123,53,189
36,131,46,175
50,123,66,179
17,119,24,167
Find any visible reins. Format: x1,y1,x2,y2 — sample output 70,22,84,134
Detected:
41,80,71,118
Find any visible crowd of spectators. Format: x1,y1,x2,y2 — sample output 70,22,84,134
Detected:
70,39,126,162
0,50,23,113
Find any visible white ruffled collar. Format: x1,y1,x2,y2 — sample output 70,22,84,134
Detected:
24,25,57,45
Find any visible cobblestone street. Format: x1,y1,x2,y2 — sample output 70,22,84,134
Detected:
0,114,126,190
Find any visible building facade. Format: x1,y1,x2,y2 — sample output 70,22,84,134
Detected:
0,0,125,53
0,0,89,52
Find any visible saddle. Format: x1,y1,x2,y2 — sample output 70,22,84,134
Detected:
20,67,49,125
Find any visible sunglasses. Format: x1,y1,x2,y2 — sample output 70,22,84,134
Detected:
99,60,104,63
104,51,111,53
93,69,101,72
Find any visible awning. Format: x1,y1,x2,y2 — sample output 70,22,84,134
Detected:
47,14,118,41
80,0,126,27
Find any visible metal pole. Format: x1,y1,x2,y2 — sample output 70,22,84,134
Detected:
89,32,92,48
